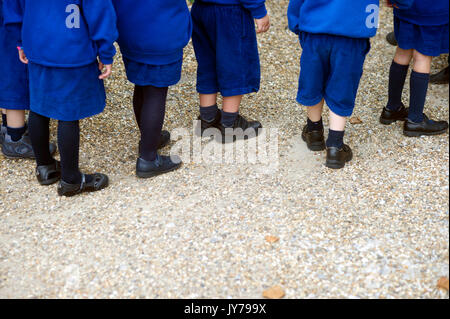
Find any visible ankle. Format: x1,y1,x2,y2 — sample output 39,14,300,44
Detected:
7,125,27,142
307,117,323,132
200,104,218,122
326,129,345,149
221,110,239,127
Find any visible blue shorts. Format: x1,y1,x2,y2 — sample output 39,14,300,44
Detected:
191,2,260,97
297,32,371,117
28,62,106,121
394,17,449,57
0,26,29,110
123,57,183,87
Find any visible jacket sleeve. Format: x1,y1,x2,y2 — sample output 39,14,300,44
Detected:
239,0,267,19
390,0,414,10
287,0,305,35
2,0,25,46
81,0,118,65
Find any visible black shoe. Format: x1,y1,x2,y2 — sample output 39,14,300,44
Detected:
218,114,262,143
326,144,353,169
57,173,109,197
403,114,449,137
386,32,398,46
36,160,61,186
430,66,449,85
0,126,5,145
136,154,182,179
196,111,222,137
380,104,409,125
2,133,57,159
301,125,326,151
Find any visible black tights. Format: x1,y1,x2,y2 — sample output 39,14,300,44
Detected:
133,85,168,161
28,111,82,184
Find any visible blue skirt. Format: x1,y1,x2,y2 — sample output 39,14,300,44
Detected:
394,16,449,57
28,62,106,121
0,29,29,110
123,57,183,87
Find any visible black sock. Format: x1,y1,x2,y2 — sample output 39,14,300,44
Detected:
326,129,345,149
408,71,429,123
387,61,409,111
1,114,6,128
135,85,168,162
58,120,83,184
200,104,218,122
221,110,238,127
7,125,27,142
28,111,53,166
307,117,323,132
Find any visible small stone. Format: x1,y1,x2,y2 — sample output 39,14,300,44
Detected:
349,117,363,125
265,235,280,243
437,277,449,291
263,286,285,299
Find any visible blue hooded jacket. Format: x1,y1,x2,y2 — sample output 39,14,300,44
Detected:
198,0,267,19
288,0,414,38
3,0,118,67
394,0,449,26
112,0,192,65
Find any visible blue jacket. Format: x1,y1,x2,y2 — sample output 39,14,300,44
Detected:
3,0,118,67
288,0,413,38
198,0,267,19
112,0,192,65
395,0,449,26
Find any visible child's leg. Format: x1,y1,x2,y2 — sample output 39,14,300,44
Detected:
1,108,6,127
221,95,243,127
326,110,346,149
408,50,432,123
133,85,144,130
386,48,413,111
28,111,53,166
58,120,83,184
199,93,219,122
137,85,168,162
5,109,27,141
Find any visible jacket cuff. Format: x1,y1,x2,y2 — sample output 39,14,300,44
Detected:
251,4,268,19
99,56,114,65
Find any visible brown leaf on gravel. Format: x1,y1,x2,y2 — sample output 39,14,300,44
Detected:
265,235,279,243
349,117,363,125
263,286,285,299
437,277,449,291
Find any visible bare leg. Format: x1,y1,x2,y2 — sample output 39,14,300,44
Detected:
329,109,346,131
200,93,218,107
222,95,243,113
394,47,413,66
412,50,432,74
6,109,26,128
307,99,324,122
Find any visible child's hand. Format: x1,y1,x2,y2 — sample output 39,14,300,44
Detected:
385,0,399,8
98,62,112,80
255,15,270,34
18,48,28,64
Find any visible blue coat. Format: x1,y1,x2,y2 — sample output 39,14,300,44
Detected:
198,0,267,19
3,0,118,67
395,0,449,26
112,0,192,65
288,0,414,38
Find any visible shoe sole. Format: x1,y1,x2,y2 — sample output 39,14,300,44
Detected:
38,177,61,186
301,134,326,151
379,117,407,125
325,153,354,170
403,128,449,137
136,163,182,179
219,130,262,144
58,179,110,197
1,151,35,159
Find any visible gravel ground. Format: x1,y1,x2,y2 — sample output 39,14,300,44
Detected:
0,1,448,299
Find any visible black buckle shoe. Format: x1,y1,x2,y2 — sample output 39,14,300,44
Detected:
430,66,449,85
57,173,109,197
0,126,5,145
36,160,61,186
217,114,262,143
403,114,449,137
136,154,182,179
301,125,326,151
326,144,353,169
196,111,222,137
380,104,409,125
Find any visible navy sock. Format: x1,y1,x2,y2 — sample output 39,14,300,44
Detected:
387,61,409,111
200,104,218,122
7,125,27,142
408,71,429,123
326,129,345,149
58,120,83,184
307,117,323,132
221,110,239,127
1,114,6,128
